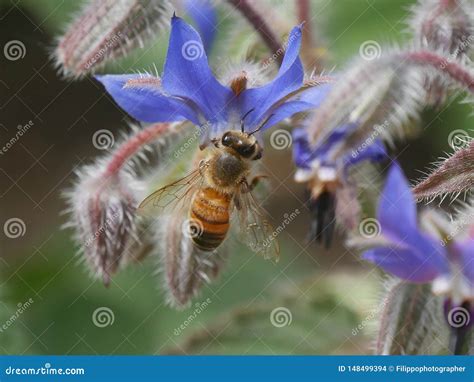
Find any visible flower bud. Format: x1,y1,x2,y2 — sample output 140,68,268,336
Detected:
64,161,144,286
159,212,228,308
55,0,172,78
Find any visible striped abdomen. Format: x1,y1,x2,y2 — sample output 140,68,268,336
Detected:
189,187,232,251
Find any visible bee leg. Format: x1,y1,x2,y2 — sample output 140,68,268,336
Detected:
233,195,242,210
244,175,269,193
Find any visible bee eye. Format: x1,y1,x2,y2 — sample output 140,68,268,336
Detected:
238,144,255,158
221,133,232,146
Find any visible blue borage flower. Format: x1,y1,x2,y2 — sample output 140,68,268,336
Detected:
96,16,327,145
363,164,473,326
292,121,387,247
183,0,217,54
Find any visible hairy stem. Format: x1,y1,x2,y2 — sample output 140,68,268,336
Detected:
104,122,172,177
404,50,474,93
227,0,283,65
296,0,322,71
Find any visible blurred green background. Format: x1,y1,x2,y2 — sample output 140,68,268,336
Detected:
0,0,471,355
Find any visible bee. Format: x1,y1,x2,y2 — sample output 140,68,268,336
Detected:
138,119,279,260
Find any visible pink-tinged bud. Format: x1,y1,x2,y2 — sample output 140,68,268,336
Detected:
410,0,473,55
64,162,144,286
54,0,171,78
159,212,228,308
64,122,181,285
414,139,473,201
409,0,474,107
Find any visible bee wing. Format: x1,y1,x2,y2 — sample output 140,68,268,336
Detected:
235,183,280,262
137,163,207,214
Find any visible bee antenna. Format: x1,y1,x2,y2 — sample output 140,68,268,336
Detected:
248,113,274,136
240,108,255,133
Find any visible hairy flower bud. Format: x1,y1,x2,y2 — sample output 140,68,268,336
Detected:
64,162,144,286
159,212,228,308
409,0,474,107
414,139,474,201
55,0,171,78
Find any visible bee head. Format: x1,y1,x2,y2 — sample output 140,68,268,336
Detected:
220,131,262,160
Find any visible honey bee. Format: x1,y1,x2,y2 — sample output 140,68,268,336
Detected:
138,125,279,260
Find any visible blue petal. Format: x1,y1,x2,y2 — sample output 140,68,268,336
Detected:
378,164,418,242
375,164,450,276
162,16,233,124
96,74,199,124
239,25,304,128
292,127,314,169
184,0,217,54
260,83,333,133
343,139,388,167
292,122,357,169
363,246,444,282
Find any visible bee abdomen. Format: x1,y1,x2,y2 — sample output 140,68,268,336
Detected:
189,188,231,251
